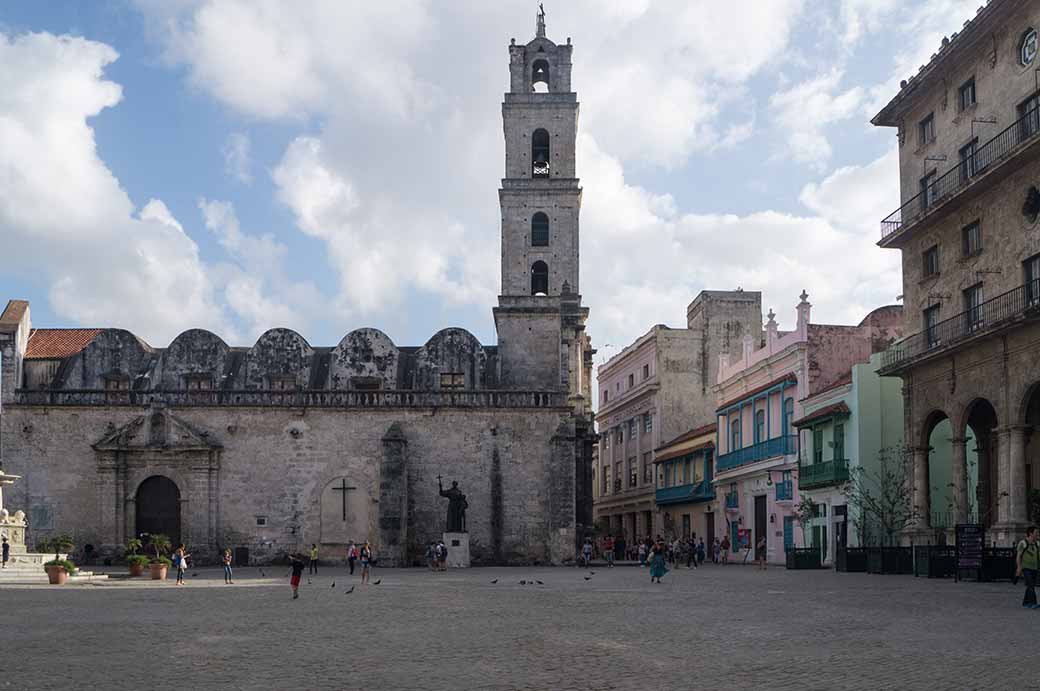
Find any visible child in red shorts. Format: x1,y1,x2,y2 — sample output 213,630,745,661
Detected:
288,554,305,599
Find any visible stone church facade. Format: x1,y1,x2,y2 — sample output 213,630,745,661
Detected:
0,16,595,566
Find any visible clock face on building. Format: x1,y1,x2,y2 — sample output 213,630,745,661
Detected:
1021,28,1038,66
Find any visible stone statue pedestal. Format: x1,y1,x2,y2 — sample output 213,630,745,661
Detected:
442,532,470,568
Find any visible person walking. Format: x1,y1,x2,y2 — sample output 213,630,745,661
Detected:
288,553,305,599
721,535,730,564
582,537,593,568
697,537,706,566
309,544,319,575
1016,526,1040,609
1,536,8,569
713,537,721,564
425,542,436,570
755,535,768,570
604,535,615,568
174,544,190,585
686,535,697,569
222,548,234,584
360,541,372,584
347,541,358,575
638,541,648,567
649,541,668,583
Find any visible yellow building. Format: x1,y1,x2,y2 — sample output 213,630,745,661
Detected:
653,424,718,543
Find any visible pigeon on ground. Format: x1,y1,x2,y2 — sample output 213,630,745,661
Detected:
536,580,544,585
490,579,498,584
520,580,527,585
590,571,596,575
192,573,198,577
307,578,312,585
583,576,591,581
259,569,266,578
345,585,355,594
330,581,336,588
373,579,381,585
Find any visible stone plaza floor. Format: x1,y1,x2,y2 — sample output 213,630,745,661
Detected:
0,561,1037,690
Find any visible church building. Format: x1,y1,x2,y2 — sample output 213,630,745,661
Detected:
0,13,596,566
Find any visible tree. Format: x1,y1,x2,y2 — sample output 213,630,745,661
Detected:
793,495,817,550
125,538,142,556
841,446,919,546
148,533,171,562
37,534,74,562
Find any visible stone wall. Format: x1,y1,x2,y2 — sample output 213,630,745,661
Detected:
0,401,576,566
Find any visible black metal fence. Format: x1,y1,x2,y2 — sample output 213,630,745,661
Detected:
882,279,1040,369
881,102,1040,239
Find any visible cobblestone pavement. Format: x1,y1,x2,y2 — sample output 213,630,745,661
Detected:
1,562,1037,690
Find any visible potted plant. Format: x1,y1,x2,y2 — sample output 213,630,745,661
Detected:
125,538,148,576
39,534,76,585
147,533,172,580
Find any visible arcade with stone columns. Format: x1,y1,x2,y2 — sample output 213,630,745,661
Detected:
0,14,596,566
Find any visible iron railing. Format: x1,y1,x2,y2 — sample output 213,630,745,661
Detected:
882,279,1040,370
13,388,569,409
775,480,793,501
655,480,714,506
797,459,850,489
717,435,798,472
880,103,1040,240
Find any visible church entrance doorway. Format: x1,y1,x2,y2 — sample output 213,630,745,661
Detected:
136,475,181,546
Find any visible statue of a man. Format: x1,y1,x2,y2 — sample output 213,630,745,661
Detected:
438,476,468,533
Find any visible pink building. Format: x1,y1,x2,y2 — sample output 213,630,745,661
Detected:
713,292,902,565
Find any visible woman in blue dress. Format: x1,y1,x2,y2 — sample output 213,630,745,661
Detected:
649,541,668,583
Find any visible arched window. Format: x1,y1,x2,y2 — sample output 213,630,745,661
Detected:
532,128,550,178
532,59,550,92
531,212,549,246
531,260,549,295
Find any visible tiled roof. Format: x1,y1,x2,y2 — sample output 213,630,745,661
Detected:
655,423,717,452
25,328,103,359
792,402,851,429
0,300,29,332
654,441,714,464
717,373,797,412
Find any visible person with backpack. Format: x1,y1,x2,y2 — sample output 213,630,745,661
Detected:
1016,526,1040,609
347,541,359,575
174,544,191,585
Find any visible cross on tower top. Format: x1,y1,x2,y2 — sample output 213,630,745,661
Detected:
536,3,546,38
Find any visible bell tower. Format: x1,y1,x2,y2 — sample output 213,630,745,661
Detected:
493,8,591,405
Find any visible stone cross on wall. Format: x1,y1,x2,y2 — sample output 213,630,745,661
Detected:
331,478,357,521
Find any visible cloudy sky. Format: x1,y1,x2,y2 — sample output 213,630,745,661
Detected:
0,0,981,368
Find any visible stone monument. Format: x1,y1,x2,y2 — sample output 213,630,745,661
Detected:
438,476,470,568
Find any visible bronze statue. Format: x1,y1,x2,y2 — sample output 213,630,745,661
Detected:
438,476,468,533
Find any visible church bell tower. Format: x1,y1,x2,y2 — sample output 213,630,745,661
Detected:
493,7,591,408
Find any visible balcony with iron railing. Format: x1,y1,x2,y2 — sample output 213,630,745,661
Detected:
798,458,850,490
717,435,798,472
655,479,714,506
881,279,1040,372
879,103,1040,243
774,480,793,502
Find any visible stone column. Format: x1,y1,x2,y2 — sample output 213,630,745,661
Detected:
996,427,1011,528
911,446,931,530
1006,425,1029,528
378,423,408,567
950,437,968,525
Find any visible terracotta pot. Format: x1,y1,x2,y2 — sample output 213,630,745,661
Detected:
45,565,69,585
149,563,168,580
129,563,145,577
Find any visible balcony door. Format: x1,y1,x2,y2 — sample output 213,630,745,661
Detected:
754,494,767,561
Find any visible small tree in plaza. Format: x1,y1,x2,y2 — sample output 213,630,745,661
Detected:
147,533,172,566
841,446,919,546
793,495,817,551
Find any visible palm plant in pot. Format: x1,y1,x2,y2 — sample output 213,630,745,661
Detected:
125,538,149,577
147,533,172,580
39,534,76,585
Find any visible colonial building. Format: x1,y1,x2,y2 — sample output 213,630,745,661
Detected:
652,423,716,543
0,13,596,566
872,0,1040,544
594,290,761,542
713,294,902,565
793,352,904,564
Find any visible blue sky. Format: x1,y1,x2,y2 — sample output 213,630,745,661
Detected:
0,1,983,365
